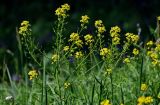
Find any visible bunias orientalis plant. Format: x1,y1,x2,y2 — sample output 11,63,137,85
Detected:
18,20,41,66
14,3,160,105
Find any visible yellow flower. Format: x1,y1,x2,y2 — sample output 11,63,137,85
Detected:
144,96,153,104
148,51,159,66
155,44,160,51
100,48,111,59
84,34,94,45
150,52,158,59
120,103,124,105
141,83,148,91
95,20,103,28
131,35,139,43
110,26,121,35
18,20,31,36
100,99,111,105
75,51,83,59
137,96,145,104
69,32,80,41
64,82,71,89
152,59,158,66
95,20,106,34
80,15,90,25
63,46,69,51
146,40,154,49
137,96,153,105
110,33,119,38
105,68,112,75
28,70,38,80
147,51,152,56
75,39,83,47
112,37,120,45
55,3,70,19
146,41,154,46
149,51,159,66
123,57,130,63
61,3,70,11
98,26,106,33
21,20,30,26
55,8,66,17
51,54,59,63
109,26,121,45
125,33,139,43
133,48,139,56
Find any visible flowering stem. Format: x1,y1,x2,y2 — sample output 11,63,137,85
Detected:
24,38,41,66
140,53,144,92
16,27,23,72
114,43,129,67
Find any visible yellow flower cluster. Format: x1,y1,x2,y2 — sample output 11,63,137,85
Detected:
150,52,158,59
84,34,94,45
105,68,112,75
51,54,59,63
110,26,121,34
123,57,130,63
110,26,121,45
95,20,103,28
147,41,154,45
63,46,69,51
18,20,31,36
137,96,153,105
28,70,38,80
75,39,83,47
146,41,154,49
69,32,83,47
95,20,106,36
132,48,139,56
80,15,90,26
125,33,139,44
69,32,80,41
75,51,83,59
146,40,160,66
55,3,70,19
141,83,148,91
112,37,120,45
100,48,111,59
147,51,159,66
155,43,160,51
98,27,106,34
100,99,111,105
151,54,159,66
64,82,71,89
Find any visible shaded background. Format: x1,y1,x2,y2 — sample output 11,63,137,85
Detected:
0,0,160,70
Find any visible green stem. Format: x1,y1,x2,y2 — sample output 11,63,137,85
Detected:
41,56,47,105
24,38,41,66
16,27,23,72
110,74,113,103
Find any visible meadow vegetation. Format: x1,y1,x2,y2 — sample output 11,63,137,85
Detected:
0,3,160,105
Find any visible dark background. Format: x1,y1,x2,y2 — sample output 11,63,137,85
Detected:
0,0,160,66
